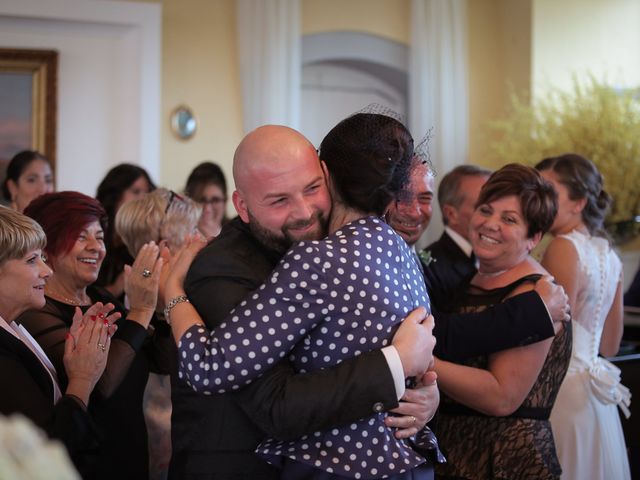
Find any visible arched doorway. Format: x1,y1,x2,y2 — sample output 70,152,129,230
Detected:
300,31,409,147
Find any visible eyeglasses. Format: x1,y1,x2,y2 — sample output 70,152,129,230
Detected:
158,190,185,243
165,190,184,215
196,196,226,206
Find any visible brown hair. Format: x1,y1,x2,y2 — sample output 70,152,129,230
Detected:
535,153,611,238
477,163,558,238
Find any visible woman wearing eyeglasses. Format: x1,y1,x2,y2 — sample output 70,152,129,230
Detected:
17,191,165,480
184,161,229,239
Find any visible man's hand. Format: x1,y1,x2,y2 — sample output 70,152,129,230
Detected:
534,275,570,333
392,307,436,378
385,371,439,438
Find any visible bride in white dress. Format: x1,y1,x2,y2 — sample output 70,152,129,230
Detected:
536,154,631,480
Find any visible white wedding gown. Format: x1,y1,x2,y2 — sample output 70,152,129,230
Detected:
549,230,631,480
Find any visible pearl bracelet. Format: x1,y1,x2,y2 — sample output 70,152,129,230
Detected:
164,295,189,325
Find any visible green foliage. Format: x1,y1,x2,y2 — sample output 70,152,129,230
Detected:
489,76,640,224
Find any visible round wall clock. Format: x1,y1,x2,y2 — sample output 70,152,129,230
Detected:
170,105,197,140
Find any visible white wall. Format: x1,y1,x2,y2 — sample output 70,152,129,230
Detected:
0,0,161,194
532,0,640,94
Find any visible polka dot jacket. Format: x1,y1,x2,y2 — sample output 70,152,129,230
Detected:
178,216,432,478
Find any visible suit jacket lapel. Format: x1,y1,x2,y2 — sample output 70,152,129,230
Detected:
441,232,476,280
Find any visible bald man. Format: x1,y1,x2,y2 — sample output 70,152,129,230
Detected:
170,126,435,479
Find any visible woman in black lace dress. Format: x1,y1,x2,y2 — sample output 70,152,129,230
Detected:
434,164,572,480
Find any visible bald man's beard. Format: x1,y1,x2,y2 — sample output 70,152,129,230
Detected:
247,209,329,254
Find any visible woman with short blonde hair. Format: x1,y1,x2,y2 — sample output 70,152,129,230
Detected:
0,205,113,477
116,188,201,256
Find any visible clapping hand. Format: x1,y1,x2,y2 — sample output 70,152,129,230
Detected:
162,236,207,304
124,242,164,326
63,302,118,404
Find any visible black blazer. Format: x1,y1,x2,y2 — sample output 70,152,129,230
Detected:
170,217,398,479
0,327,99,477
422,231,476,312
624,262,640,307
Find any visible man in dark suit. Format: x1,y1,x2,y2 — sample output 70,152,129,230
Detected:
624,262,640,307
421,165,491,312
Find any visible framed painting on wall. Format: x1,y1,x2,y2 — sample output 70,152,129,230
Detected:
0,48,57,201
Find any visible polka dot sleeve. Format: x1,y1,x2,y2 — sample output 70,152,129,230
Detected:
177,242,332,394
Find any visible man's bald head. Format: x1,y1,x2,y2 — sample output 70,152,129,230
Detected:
231,125,331,253
233,125,318,193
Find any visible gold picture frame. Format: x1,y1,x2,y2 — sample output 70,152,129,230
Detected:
0,48,58,195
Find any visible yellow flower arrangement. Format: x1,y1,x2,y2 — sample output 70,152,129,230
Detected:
488,76,640,236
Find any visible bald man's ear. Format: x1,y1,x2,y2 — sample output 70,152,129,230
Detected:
320,160,329,180
320,161,335,197
232,190,250,223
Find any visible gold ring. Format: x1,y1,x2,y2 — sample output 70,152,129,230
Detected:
97,343,106,352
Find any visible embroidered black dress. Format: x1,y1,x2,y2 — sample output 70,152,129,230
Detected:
435,274,571,480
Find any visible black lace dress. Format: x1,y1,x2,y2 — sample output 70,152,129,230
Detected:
435,274,572,480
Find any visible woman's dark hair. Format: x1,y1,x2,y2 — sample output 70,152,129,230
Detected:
2,150,50,200
477,163,558,238
535,153,611,238
184,161,228,199
318,113,415,215
95,164,155,289
96,164,156,230
24,191,107,262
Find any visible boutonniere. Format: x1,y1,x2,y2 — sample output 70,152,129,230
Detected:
418,249,436,267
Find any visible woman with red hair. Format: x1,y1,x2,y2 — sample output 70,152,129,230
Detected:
18,191,166,480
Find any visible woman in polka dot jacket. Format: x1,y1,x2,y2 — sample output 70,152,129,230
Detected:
169,113,438,479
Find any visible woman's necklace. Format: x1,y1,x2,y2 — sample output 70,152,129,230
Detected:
45,287,91,306
476,268,508,278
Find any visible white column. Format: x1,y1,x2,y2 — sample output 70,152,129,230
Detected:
236,0,301,133
410,0,469,247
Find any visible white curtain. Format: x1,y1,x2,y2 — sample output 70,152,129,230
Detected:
236,0,301,133
410,0,468,247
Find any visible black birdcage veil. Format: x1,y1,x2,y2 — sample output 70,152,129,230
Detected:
317,104,425,215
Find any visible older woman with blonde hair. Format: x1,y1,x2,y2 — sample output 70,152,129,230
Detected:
116,188,201,257
0,205,115,477
115,187,200,478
